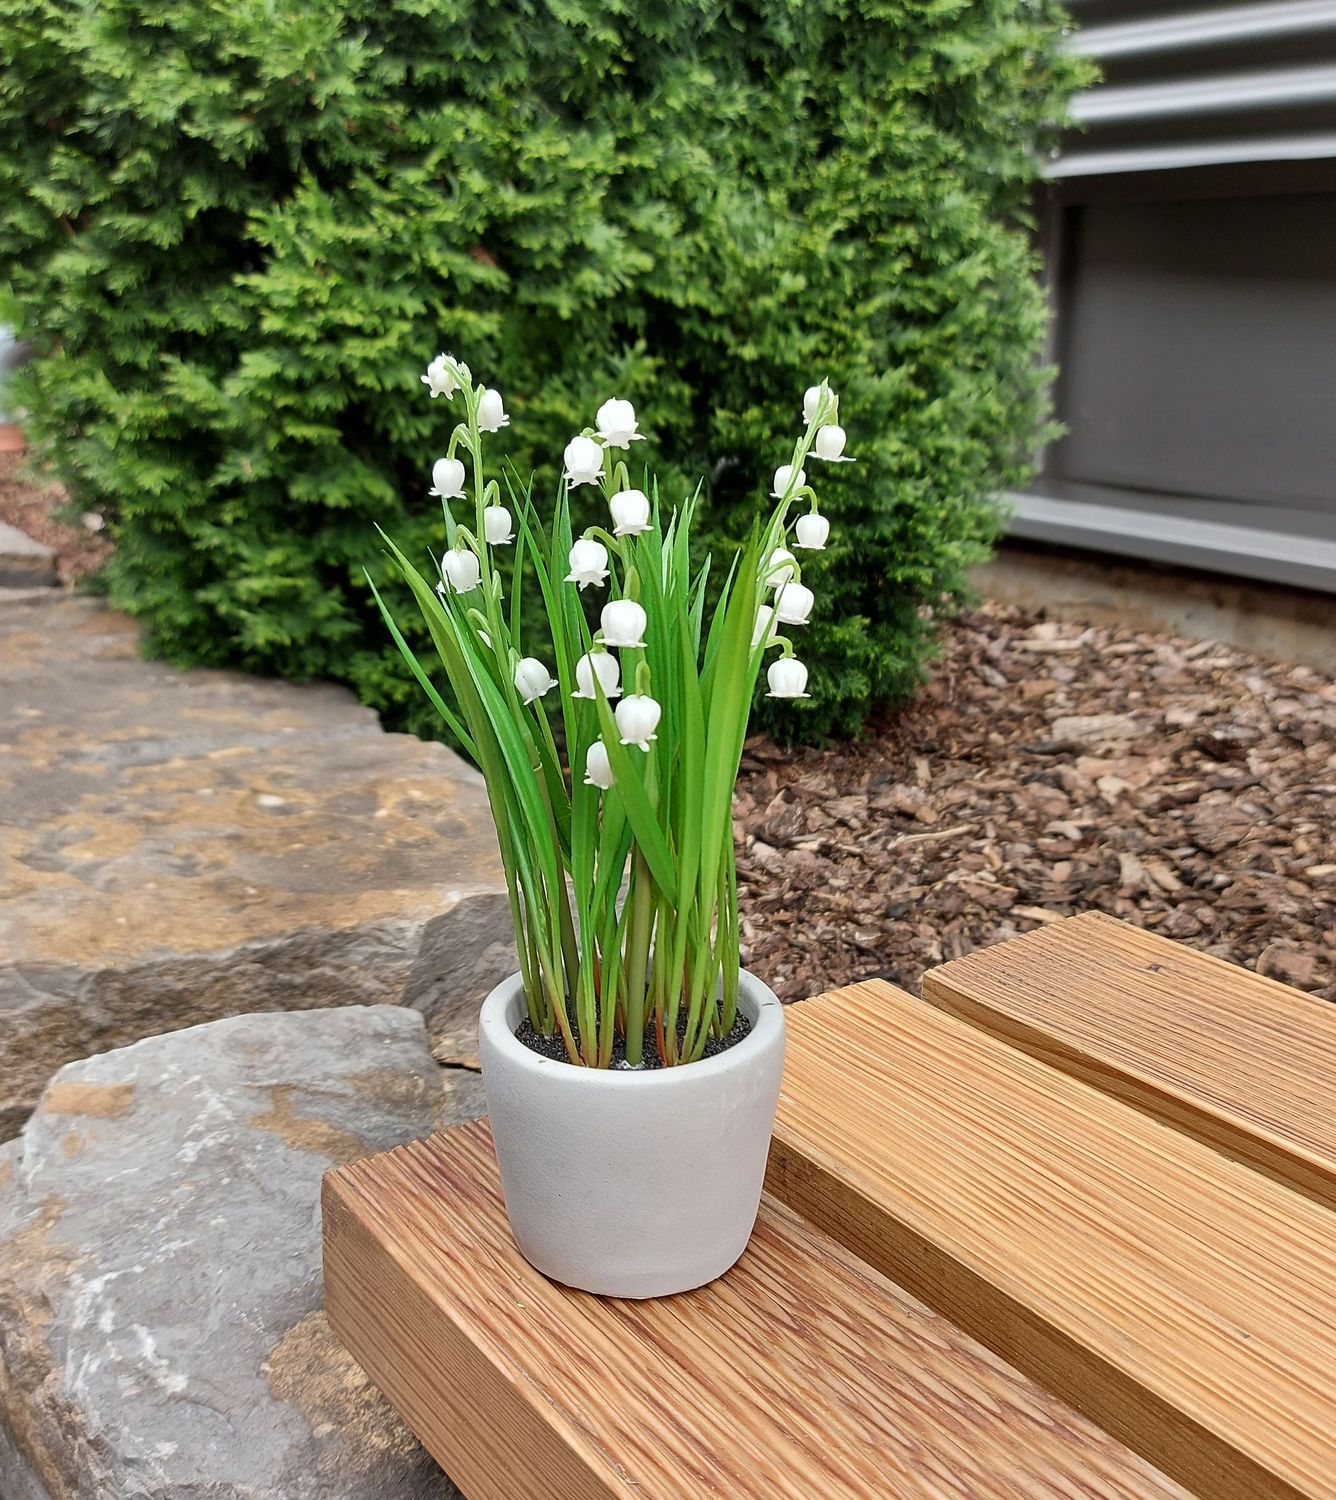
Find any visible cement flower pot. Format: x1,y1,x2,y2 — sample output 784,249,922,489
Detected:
478,969,786,1298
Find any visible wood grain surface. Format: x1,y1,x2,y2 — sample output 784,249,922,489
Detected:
922,912,1336,1211
767,980,1336,1500
323,1119,1189,1500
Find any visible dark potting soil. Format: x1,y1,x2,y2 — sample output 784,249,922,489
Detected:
515,1009,753,1069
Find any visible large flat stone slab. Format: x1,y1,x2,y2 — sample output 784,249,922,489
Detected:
0,523,55,589
0,598,512,1136
0,1004,479,1497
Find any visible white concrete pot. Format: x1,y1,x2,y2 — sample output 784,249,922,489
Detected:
478,970,786,1298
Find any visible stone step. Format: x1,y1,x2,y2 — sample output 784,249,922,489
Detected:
0,521,56,588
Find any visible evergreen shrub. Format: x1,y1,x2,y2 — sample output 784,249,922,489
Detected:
0,0,1085,740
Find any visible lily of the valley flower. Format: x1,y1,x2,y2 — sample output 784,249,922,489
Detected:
615,693,661,751
802,385,825,424
564,435,605,487
600,598,647,649
795,512,830,550
565,538,610,590
483,505,514,545
477,388,510,432
574,650,621,701
429,457,466,499
813,424,853,462
752,604,778,650
596,398,645,449
774,581,814,625
763,547,798,587
514,657,557,704
767,656,811,698
772,464,806,498
440,546,481,593
584,740,615,789
609,488,651,537
422,354,461,400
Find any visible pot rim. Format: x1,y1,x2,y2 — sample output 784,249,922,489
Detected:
478,967,783,1089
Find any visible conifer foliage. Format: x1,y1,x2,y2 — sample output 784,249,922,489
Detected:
0,0,1085,740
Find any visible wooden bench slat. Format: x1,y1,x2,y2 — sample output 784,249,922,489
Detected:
767,980,1336,1500
922,912,1336,1210
324,1118,1189,1500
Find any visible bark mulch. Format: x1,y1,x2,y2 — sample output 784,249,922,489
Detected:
736,603,1336,1005
0,453,110,584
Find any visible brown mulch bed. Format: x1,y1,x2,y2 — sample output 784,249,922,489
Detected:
0,452,111,583
737,604,1336,1004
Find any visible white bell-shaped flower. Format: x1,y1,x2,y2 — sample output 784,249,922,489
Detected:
609,487,651,537
600,598,647,649
615,693,661,751
752,604,778,650
767,656,811,699
772,464,806,498
763,547,798,587
422,354,461,399
802,385,825,424
483,505,514,545
477,388,510,432
595,398,645,449
813,424,853,462
429,457,466,499
440,547,481,593
795,512,830,550
573,651,621,701
564,435,605,487
584,740,615,789
774,581,814,625
565,538,609,590
514,657,556,705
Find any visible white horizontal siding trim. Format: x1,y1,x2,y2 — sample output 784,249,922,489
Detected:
1045,129,1336,176
1067,1,1336,61
1072,62,1336,123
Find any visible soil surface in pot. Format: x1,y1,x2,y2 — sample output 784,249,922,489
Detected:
515,1009,752,1069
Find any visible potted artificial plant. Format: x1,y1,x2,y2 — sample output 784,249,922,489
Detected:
374,355,850,1298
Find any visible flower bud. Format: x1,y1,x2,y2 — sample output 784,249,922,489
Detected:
477,388,510,432
802,385,824,424
600,598,647,648
422,354,461,400
595,398,645,449
610,487,651,537
573,650,621,701
615,693,661,751
429,457,466,499
563,435,605,487
584,740,615,789
440,547,481,593
774,581,814,625
767,656,810,699
565,537,610,590
513,657,556,705
772,464,806,499
813,424,852,462
752,604,778,650
763,547,797,587
795,512,830,550
484,505,514,545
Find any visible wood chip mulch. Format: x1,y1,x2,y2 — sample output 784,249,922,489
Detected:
0,453,110,583
736,604,1336,1005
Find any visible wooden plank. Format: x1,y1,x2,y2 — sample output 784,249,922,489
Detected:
922,912,1336,1211
324,1118,1189,1500
767,981,1336,1500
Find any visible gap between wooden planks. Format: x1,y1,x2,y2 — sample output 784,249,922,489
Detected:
767,978,1336,1500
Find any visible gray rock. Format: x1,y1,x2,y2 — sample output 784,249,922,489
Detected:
0,597,513,1136
0,1005,482,1498
0,523,55,589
